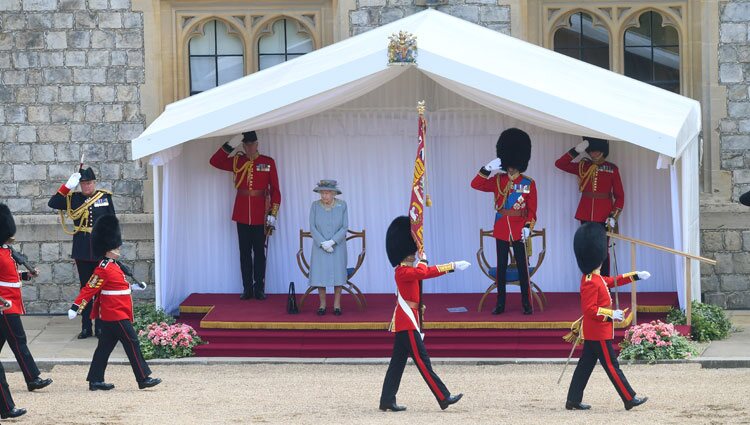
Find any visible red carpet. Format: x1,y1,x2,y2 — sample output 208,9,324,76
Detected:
179,292,679,358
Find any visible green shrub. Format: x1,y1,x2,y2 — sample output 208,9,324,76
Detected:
619,320,698,363
133,303,175,333
666,300,732,342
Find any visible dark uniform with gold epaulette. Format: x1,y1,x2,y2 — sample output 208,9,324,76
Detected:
48,167,116,337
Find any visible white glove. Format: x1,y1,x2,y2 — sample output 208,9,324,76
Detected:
605,217,616,229
636,271,651,281
266,215,276,227
0,300,12,310
65,172,81,190
521,227,531,241
323,245,334,253
612,309,625,321
67,309,77,320
453,261,471,271
227,134,244,149
484,158,502,172
575,140,589,154
419,251,427,262
131,282,147,291
320,240,335,251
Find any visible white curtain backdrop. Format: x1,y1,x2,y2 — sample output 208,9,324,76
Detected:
158,75,678,313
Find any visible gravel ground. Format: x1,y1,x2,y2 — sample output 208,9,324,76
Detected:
5,363,749,424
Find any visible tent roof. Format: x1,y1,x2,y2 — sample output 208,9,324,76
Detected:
131,9,701,161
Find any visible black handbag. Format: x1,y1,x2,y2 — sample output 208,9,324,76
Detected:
287,281,299,314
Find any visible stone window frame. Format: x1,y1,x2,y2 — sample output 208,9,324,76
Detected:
539,2,692,97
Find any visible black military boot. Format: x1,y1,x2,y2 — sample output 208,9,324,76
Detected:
438,393,463,410
27,377,53,391
492,303,504,315
624,396,648,410
0,407,26,419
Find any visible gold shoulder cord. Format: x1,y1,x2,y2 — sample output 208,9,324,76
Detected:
232,156,254,189
58,191,105,236
577,161,597,193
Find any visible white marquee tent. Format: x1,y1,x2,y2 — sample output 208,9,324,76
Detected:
131,9,702,314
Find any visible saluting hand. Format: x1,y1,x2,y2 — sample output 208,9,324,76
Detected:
227,134,244,149
575,140,589,154
65,172,81,190
484,158,502,172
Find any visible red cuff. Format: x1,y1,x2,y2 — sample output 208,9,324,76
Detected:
58,184,70,195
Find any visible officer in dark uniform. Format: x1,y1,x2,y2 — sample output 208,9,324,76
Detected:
210,131,281,300
48,167,116,338
566,222,650,411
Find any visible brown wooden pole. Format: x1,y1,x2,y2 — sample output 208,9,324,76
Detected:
631,241,637,325
686,260,692,327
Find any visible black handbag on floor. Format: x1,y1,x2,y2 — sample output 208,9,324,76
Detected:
287,281,299,314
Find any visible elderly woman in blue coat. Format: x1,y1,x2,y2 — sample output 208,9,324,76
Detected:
309,180,349,316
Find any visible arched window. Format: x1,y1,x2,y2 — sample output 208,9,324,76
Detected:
189,20,244,95
624,11,680,93
257,18,313,71
553,12,610,69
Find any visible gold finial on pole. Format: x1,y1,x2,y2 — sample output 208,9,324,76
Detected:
417,100,426,115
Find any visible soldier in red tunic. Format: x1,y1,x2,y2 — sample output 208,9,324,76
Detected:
471,128,537,315
68,215,161,391
566,222,649,411
0,204,54,397
210,131,281,300
379,216,469,412
555,137,624,276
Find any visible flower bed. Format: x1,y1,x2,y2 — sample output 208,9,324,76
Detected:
619,320,697,363
138,322,203,360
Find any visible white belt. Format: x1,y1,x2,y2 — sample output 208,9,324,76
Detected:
101,289,131,296
0,281,21,288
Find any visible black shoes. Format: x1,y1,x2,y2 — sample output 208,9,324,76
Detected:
438,393,463,410
624,396,648,410
77,329,92,339
27,377,53,391
0,407,26,419
89,381,115,391
138,377,162,389
240,291,252,300
379,402,406,412
565,401,591,410
254,290,267,300
317,307,326,316
333,308,342,316
522,307,533,315
492,305,504,315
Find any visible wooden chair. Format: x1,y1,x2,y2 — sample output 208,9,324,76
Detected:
476,228,548,312
296,229,367,311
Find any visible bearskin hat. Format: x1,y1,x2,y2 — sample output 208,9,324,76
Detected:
242,131,258,143
0,204,16,244
79,167,96,181
92,215,122,258
385,216,418,267
573,222,608,275
496,128,532,173
583,137,609,158
741,190,750,207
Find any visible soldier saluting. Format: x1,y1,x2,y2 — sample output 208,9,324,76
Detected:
210,131,281,300
555,137,624,276
48,166,115,338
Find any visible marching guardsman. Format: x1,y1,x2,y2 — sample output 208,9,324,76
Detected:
210,131,281,300
67,215,160,391
48,166,116,338
471,128,537,315
0,204,54,397
379,216,469,412
555,137,624,276
566,222,649,411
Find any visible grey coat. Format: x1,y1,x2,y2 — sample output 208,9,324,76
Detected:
309,199,348,287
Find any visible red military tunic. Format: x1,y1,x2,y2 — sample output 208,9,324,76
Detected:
471,169,537,242
391,260,454,332
579,271,638,341
0,245,28,315
210,147,281,225
73,258,134,322
555,150,624,223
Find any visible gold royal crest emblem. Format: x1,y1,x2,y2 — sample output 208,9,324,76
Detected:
388,31,417,65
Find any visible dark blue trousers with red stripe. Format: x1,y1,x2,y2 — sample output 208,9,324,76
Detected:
0,313,41,383
567,339,636,404
0,363,17,414
380,330,450,407
87,320,151,384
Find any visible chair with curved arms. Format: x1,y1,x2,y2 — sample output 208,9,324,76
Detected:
476,228,548,312
296,229,367,311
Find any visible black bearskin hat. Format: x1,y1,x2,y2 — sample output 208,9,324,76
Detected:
496,128,531,172
583,137,609,158
385,216,418,267
0,204,16,244
92,215,122,258
242,131,258,143
741,190,750,207
79,167,96,181
573,222,608,275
